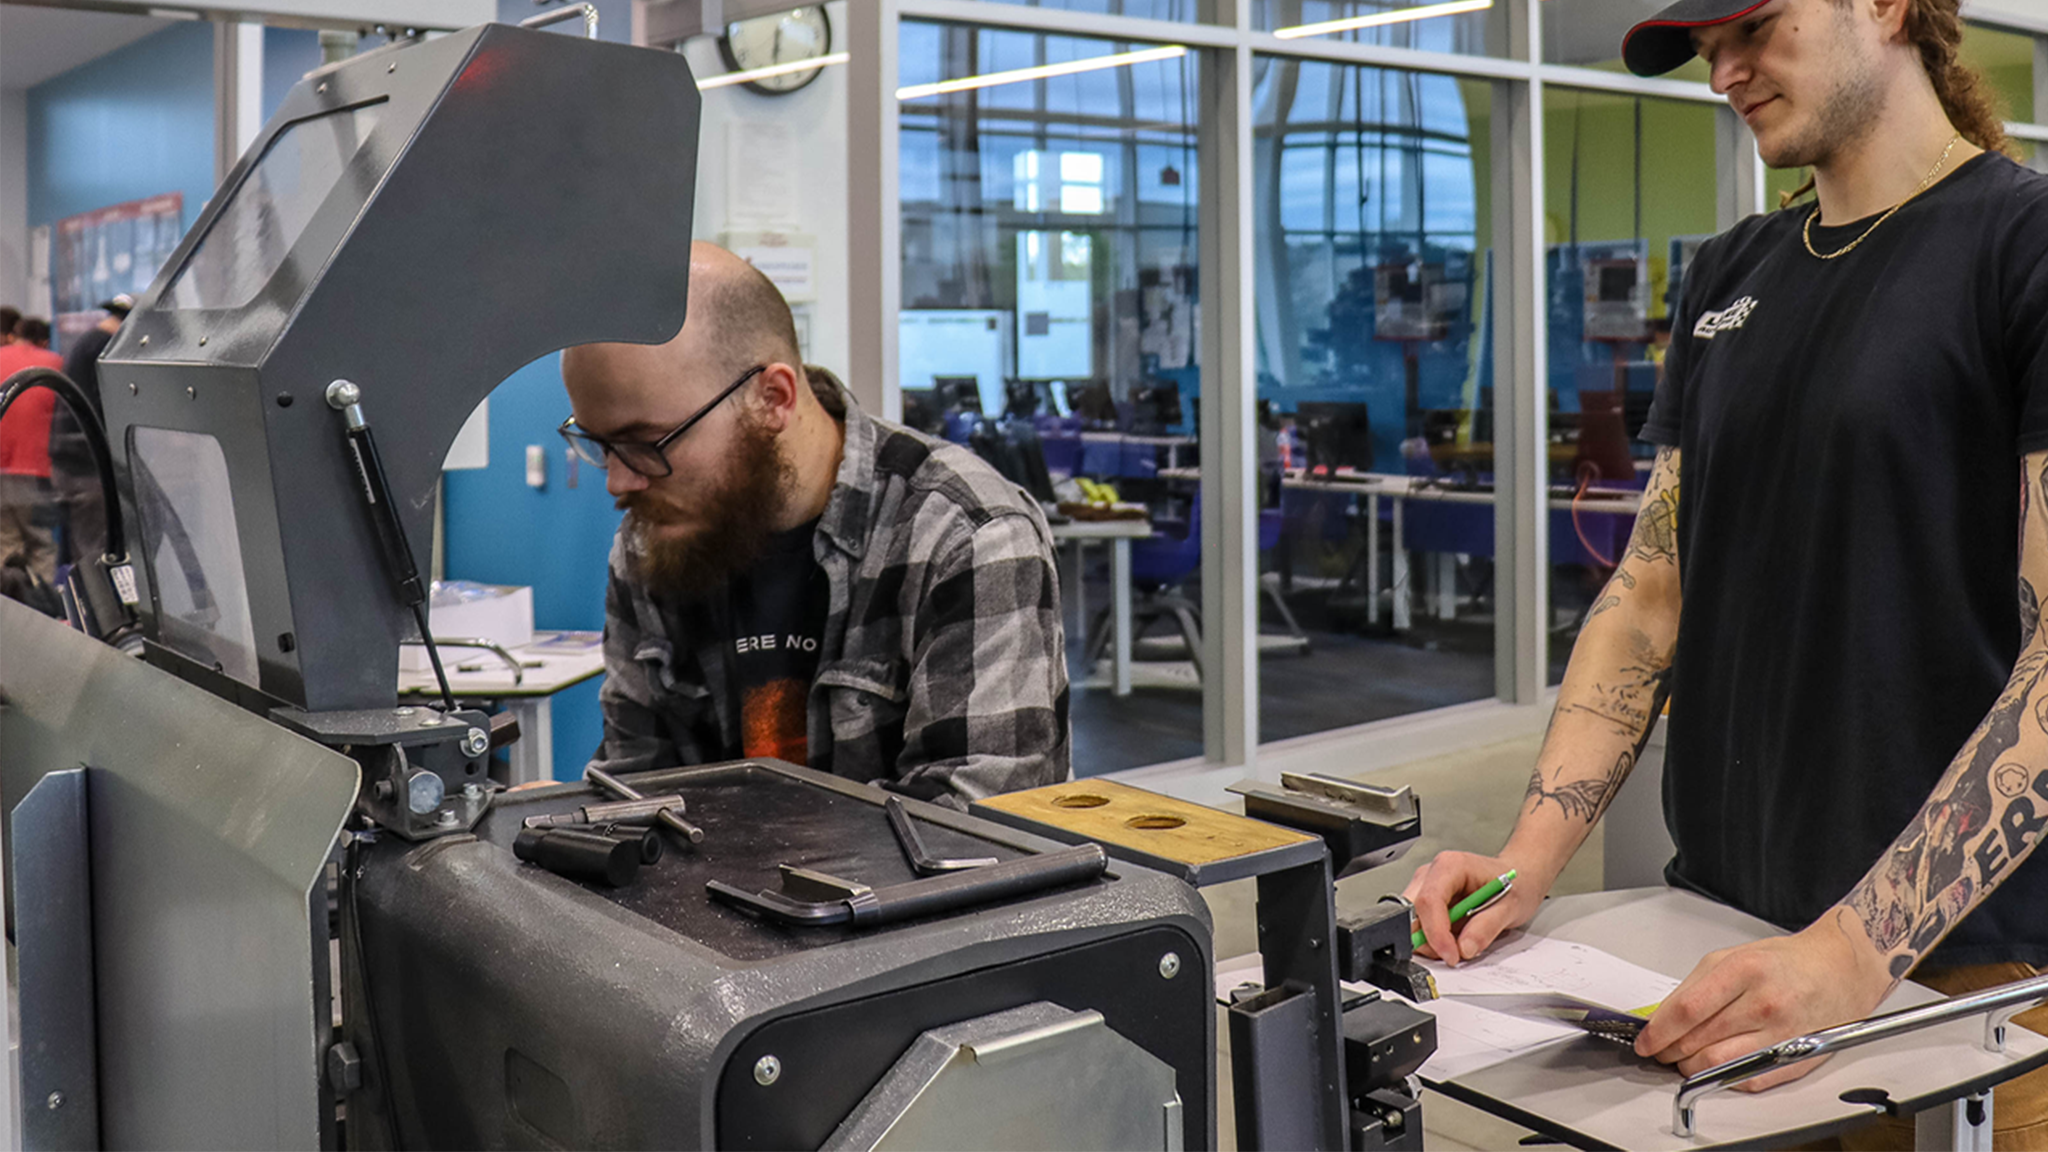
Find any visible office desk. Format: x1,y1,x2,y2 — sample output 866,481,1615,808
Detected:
1282,470,1640,629
1048,518,1153,696
1435,887,2048,1149
398,631,606,785
1079,430,1198,472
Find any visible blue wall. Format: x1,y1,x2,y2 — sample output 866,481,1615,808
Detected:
438,0,641,781
263,27,324,121
27,22,216,332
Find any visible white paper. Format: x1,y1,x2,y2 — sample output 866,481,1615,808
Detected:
1421,933,1679,1015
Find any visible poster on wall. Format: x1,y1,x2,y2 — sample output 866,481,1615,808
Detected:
52,193,183,345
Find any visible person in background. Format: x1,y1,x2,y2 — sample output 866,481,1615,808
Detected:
0,317,66,583
562,242,1069,807
49,294,131,565
0,307,19,346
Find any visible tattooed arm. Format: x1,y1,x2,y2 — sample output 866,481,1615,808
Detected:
1402,448,1683,963
1633,451,2048,1088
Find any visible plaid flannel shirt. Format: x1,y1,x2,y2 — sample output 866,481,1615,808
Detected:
591,369,1070,806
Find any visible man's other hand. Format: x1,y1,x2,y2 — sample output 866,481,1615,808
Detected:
1634,916,1893,1086
1400,849,1551,965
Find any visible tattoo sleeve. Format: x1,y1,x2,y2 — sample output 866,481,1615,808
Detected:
1523,448,1682,827
1840,453,2048,981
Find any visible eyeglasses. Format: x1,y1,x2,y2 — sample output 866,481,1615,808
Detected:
559,364,767,479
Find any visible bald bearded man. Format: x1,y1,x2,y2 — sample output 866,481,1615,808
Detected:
561,244,1069,805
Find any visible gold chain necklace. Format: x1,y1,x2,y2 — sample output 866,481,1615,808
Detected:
1802,134,1963,260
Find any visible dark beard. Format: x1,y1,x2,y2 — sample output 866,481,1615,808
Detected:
621,416,792,600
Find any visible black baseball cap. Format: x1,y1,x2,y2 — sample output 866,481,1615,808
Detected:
99,293,132,316
1622,0,1772,77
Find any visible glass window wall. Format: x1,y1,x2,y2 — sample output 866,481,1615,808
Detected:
1541,87,1717,681
1541,2,1710,84
900,21,1206,775
1253,58,1500,737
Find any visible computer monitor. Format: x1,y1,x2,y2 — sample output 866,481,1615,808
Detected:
1068,381,1119,426
1296,402,1375,475
1129,382,1183,434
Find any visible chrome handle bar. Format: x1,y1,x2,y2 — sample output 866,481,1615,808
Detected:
1674,971,2048,1138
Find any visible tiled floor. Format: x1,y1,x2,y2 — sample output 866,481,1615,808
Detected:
1199,732,1600,1150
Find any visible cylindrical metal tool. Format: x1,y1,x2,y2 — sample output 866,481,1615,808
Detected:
521,795,686,830
550,821,664,865
513,828,640,887
585,767,706,845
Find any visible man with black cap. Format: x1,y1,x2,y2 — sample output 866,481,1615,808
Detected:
1403,0,2048,1139
50,294,130,565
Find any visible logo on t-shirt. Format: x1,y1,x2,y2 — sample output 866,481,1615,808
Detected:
1693,296,1758,340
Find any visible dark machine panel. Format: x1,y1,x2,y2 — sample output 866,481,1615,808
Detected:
716,924,1211,1149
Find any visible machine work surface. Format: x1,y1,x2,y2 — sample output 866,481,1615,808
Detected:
1433,887,2048,1150
482,764,1075,962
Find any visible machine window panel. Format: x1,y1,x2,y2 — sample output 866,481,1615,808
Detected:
130,426,260,687
164,102,382,312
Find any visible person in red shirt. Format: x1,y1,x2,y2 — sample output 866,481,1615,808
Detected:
0,317,66,582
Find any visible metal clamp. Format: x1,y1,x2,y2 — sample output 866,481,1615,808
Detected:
1674,971,2048,1138
519,3,598,38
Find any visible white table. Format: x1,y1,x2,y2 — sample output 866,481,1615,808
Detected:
1078,430,1198,472
1282,470,1642,629
398,630,607,785
1434,887,2048,1150
1048,518,1153,696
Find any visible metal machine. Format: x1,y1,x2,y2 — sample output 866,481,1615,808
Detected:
1,19,1440,1151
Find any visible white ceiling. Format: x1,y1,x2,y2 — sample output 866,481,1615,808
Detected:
0,4,178,92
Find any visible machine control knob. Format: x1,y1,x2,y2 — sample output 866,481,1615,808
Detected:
405,769,445,815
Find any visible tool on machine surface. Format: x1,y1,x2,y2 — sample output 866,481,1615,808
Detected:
521,795,687,829
706,841,1109,928
585,765,706,845
884,796,998,874
514,827,641,887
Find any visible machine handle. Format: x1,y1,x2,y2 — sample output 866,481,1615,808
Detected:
1674,971,2048,1138
519,4,597,38
707,843,1108,928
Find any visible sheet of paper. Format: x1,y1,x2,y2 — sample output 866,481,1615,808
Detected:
1421,933,1678,1015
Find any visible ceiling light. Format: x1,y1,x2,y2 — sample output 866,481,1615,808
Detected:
1273,0,1492,39
699,51,850,90
897,44,1187,101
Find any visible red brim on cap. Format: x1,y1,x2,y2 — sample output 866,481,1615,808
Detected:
1622,0,1772,76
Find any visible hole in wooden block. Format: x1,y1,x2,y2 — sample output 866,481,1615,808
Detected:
1053,794,1110,809
1125,815,1186,830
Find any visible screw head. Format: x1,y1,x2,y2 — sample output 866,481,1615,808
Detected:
325,379,361,409
128,382,138,394
405,770,445,815
394,706,415,716
462,782,483,800
317,82,328,93
196,335,207,346
753,1055,781,1086
186,386,196,399
463,727,489,757
436,809,459,826
46,1092,62,1110
419,711,445,726
1159,952,1181,980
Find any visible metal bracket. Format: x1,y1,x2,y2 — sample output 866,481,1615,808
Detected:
12,768,101,1151
1675,971,2048,1138
885,796,998,875
1228,773,1421,879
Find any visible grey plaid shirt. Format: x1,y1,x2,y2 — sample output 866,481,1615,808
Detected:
591,369,1070,806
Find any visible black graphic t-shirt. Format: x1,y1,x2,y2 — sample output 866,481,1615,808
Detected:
1642,153,2048,966
727,519,828,766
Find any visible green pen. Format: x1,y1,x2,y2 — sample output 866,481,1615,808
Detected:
1411,868,1518,950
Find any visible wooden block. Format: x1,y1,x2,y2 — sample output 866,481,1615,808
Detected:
979,779,1313,868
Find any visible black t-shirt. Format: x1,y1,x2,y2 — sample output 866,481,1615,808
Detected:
726,519,828,766
1643,153,2048,966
